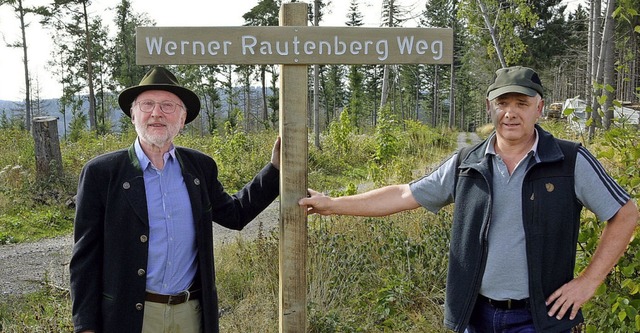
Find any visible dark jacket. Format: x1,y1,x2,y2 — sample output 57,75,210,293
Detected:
70,145,279,333
445,125,583,333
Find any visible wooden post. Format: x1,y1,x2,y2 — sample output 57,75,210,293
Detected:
32,116,63,180
278,3,308,332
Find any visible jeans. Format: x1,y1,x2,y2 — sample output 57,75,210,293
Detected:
465,298,572,333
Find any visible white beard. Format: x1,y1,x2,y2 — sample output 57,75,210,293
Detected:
134,120,181,150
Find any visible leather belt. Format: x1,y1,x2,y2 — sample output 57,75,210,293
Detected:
479,295,529,310
145,289,200,305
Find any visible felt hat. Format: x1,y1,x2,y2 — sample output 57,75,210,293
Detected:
118,67,201,124
486,66,544,100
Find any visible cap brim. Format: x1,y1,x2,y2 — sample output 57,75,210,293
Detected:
487,86,537,100
118,84,201,124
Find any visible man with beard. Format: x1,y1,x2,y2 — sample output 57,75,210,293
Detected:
70,66,281,333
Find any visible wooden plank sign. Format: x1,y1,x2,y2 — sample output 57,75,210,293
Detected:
136,26,453,65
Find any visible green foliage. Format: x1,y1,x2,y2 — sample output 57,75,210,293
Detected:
306,210,451,332
0,285,72,332
373,104,400,165
327,107,356,157
596,127,640,197
310,110,453,192
175,125,276,193
0,207,74,244
68,108,88,142
369,104,401,186
371,118,454,186
0,110,26,130
0,129,76,244
60,129,137,181
458,0,539,65
576,126,640,333
215,234,279,332
309,111,376,192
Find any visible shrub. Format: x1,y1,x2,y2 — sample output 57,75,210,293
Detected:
575,126,640,333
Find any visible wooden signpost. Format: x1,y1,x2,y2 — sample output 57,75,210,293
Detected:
136,3,453,332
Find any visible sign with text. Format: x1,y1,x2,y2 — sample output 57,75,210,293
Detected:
136,26,453,65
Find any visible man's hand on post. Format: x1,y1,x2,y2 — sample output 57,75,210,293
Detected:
298,189,333,215
271,137,281,170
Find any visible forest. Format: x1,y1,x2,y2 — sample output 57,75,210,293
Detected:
0,0,639,332
0,0,638,138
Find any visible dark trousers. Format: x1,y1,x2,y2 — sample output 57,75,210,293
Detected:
465,297,572,333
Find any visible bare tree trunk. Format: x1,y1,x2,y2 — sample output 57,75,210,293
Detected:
476,0,506,68
600,0,616,129
244,83,251,131
623,17,638,103
313,0,321,150
433,65,440,125
414,74,420,120
588,0,603,138
379,0,394,110
261,66,268,125
591,0,616,135
380,65,390,108
431,72,438,127
449,63,455,128
586,0,595,103
82,1,96,132
16,0,32,132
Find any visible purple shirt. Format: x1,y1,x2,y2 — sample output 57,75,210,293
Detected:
134,139,197,294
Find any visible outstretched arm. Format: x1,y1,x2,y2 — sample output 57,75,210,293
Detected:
546,200,638,320
298,184,421,217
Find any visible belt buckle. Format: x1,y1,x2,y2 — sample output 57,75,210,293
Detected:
168,290,190,304
507,299,512,309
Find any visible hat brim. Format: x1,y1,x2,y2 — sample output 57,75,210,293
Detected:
487,86,538,101
118,84,201,124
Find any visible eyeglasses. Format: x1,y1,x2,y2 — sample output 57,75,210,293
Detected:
135,99,184,114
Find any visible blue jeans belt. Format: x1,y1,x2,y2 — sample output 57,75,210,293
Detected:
478,295,530,310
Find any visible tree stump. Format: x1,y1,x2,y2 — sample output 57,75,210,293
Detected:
32,116,63,180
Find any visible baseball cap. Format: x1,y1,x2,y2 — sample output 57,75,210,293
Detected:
486,66,544,100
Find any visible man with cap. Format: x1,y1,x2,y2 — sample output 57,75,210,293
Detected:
299,66,638,332
70,66,281,333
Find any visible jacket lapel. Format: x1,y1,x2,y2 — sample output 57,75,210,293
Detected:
175,149,203,227
122,145,149,226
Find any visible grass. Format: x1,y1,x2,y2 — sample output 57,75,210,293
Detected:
0,286,73,332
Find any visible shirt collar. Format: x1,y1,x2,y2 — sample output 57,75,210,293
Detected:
484,128,540,157
134,138,176,170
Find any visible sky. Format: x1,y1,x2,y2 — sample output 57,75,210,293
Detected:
0,0,583,101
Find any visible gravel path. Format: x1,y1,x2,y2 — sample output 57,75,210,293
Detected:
457,131,482,149
0,132,482,296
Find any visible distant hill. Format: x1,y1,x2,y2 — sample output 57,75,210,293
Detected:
0,86,273,137
0,98,122,137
